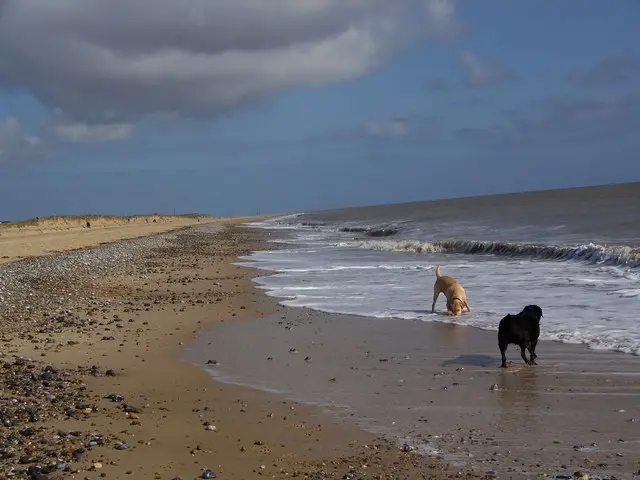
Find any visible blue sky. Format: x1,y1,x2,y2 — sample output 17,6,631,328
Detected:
0,0,639,220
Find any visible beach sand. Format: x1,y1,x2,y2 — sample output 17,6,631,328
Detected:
0,220,465,479
0,214,216,265
1,220,638,479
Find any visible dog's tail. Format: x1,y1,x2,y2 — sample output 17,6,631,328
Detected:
435,265,442,278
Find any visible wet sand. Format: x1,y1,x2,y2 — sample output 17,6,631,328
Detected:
186,307,640,479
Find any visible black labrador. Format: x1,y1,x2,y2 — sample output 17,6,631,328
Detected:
498,305,543,368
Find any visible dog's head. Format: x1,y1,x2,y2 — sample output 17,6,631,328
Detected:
523,304,543,320
447,298,464,316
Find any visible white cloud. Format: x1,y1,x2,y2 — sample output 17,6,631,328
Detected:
459,51,505,87
0,0,461,122
0,117,42,159
365,120,409,137
51,122,134,143
23,135,41,147
424,0,462,39
0,117,20,146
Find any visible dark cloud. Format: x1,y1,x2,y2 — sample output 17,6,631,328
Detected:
567,56,640,88
0,0,461,123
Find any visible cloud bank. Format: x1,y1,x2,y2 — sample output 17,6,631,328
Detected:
0,0,460,124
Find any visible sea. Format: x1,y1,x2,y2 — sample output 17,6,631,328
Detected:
241,183,640,355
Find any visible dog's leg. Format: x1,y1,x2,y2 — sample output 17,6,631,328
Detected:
529,341,538,365
431,290,439,313
464,300,471,312
527,346,537,365
519,344,530,365
499,343,508,368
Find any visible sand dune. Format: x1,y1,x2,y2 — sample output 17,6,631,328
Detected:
0,214,213,264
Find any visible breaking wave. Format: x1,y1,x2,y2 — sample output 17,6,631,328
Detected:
347,239,640,268
340,226,399,237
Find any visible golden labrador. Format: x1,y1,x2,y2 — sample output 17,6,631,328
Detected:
431,265,471,316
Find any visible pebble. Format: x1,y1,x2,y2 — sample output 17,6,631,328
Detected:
573,443,598,452
201,469,217,479
0,231,177,323
0,225,223,476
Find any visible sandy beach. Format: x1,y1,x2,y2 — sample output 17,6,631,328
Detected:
1,217,638,479
0,218,465,479
0,215,211,265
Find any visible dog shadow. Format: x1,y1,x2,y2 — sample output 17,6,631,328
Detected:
441,354,497,368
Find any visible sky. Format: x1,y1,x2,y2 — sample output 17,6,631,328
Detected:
0,0,639,220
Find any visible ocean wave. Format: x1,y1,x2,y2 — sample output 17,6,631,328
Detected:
249,214,406,239
245,213,306,229
272,264,429,273
340,226,399,237
346,239,640,268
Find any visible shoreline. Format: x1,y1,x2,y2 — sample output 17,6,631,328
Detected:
0,221,468,479
2,219,638,479
187,308,640,479
198,228,640,479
